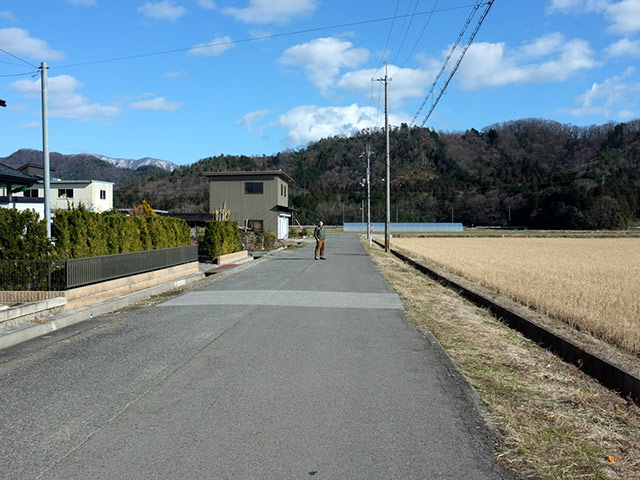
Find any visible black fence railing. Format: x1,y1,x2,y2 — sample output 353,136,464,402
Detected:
1,245,198,292
0,259,66,292
65,245,198,289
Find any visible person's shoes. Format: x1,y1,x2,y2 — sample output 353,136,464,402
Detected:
320,257,326,260
315,257,318,260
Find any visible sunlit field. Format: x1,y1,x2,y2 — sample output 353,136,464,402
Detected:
392,237,640,355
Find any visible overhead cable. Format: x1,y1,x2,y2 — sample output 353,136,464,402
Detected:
410,2,482,125
418,0,495,127
48,4,479,71
0,48,38,69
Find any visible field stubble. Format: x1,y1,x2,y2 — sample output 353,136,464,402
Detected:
392,237,640,355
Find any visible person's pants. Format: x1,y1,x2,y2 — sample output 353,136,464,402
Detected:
315,240,325,258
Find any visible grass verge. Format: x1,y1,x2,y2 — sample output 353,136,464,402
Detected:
366,242,640,480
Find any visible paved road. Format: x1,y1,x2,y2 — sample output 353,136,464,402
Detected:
0,236,511,479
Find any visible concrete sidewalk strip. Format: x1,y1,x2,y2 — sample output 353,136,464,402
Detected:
158,289,403,309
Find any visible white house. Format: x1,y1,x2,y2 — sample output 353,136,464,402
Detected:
13,180,114,213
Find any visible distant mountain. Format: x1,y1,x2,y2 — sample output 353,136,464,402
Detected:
0,149,173,185
88,154,179,172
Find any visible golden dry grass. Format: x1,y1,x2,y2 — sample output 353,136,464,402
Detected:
367,242,640,479
392,237,640,355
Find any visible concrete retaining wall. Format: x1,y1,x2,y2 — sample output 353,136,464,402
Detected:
217,250,248,265
0,261,199,326
0,297,67,331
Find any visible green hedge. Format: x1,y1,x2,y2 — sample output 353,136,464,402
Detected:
0,208,51,261
52,209,190,259
202,221,243,259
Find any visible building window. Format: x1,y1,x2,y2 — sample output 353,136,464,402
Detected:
100,189,106,200
245,182,263,194
24,189,39,198
58,188,73,199
284,186,287,197
248,219,263,231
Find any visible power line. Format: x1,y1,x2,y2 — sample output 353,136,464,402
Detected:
48,4,478,71
0,70,38,78
393,0,440,74
389,0,421,67
410,2,483,125
377,0,400,69
0,58,30,68
417,0,495,127
0,48,38,69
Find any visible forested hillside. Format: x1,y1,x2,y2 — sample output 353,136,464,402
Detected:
114,118,640,229
0,149,165,185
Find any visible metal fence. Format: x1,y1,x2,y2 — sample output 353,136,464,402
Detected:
0,259,66,292
66,245,198,289
1,245,198,292
343,222,464,233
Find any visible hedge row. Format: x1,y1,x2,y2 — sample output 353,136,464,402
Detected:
53,209,191,259
202,221,243,259
0,208,51,261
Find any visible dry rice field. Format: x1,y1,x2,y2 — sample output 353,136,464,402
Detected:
392,237,640,355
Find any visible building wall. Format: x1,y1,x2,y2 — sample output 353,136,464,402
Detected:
209,174,289,233
13,181,113,213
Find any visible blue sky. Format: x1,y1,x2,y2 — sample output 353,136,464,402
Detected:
1,0,639,166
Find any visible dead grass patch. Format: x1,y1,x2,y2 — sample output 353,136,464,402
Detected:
392,237,640,355
367,243,640,480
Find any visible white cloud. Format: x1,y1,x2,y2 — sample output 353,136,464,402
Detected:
565,68,640,119
0,28,64,61
188,35,233,56
164,70,188,78
456,34,598,90
238,109,270,130
276,104,408,145
338,65,434,103
20,121,40,129
197,0,216,9
0,10,16,21
548,0,640,35
279,37,369,93
66,0,97,6
604,0,640,35
130,96,182,111
606,38,640,56
10,74,119,121
138,1,187,22
224,0,318,24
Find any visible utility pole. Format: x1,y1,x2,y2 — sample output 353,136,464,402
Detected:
365,143,372,247
375,64,391,253
40,62,51,239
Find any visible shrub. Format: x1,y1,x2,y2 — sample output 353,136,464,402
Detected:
202,221,243,259
263,232,276,250
0,208,51,261
288,227,308,238
52,209,190,259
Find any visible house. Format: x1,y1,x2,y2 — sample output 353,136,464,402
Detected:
12,179,114,213
204,170,294,240
0,162,43,216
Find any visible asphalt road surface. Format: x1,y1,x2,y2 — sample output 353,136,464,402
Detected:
0,235,512,479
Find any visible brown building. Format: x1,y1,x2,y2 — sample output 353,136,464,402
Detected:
204,170,293,239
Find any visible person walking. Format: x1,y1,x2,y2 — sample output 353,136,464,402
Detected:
314,220,326,260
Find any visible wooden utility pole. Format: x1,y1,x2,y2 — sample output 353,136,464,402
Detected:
40,62,51,239
375,65,391,253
